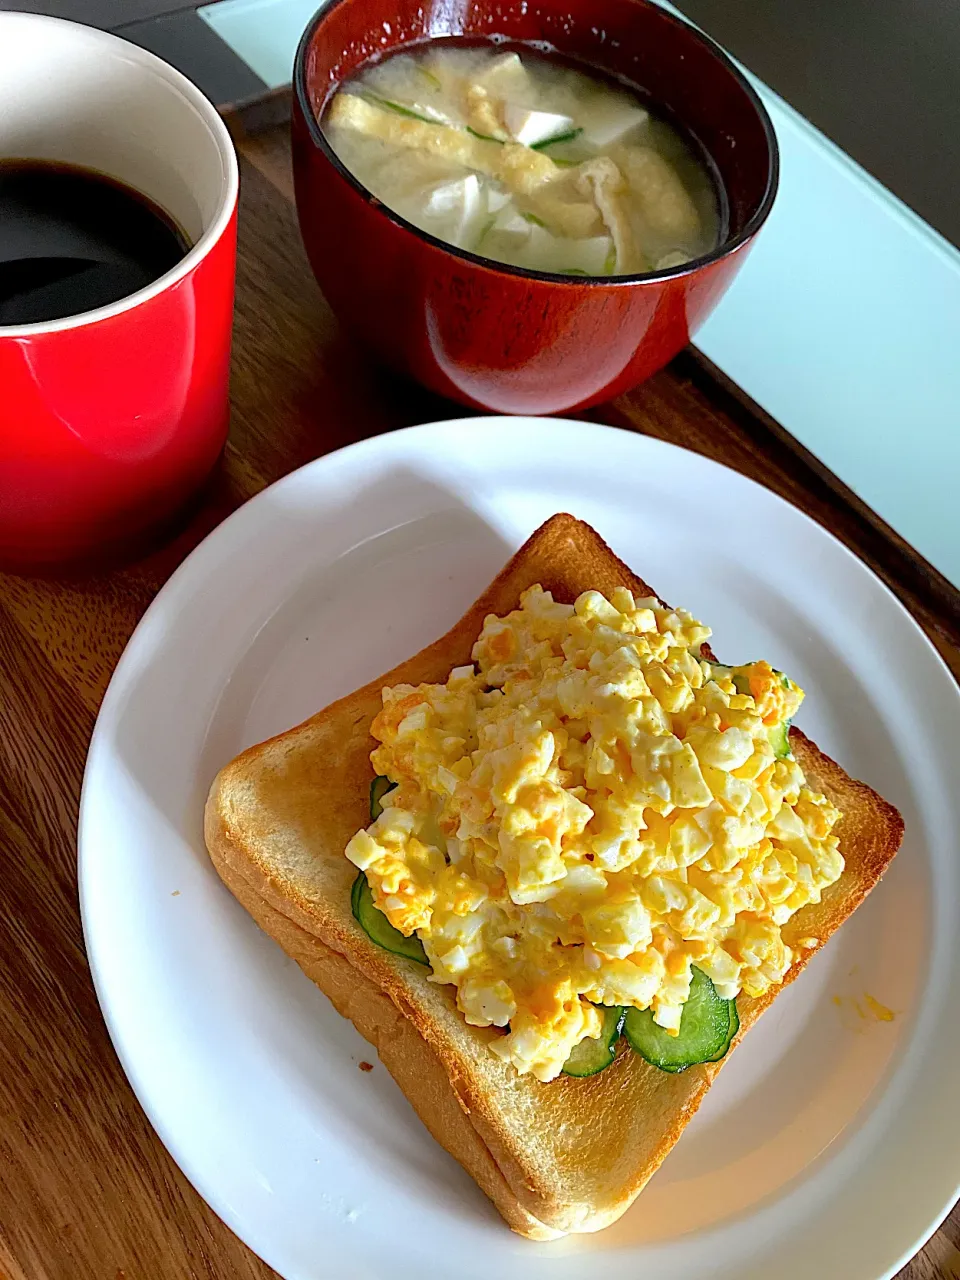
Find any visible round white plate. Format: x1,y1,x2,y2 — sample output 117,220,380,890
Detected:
80,417,960,1280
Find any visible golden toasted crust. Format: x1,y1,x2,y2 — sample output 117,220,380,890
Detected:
204,513,905,1238
208,840,564,1241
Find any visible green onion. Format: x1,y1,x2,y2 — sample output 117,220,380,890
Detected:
604,244,617,275
466,126,504,144
521,211,546,227
531,127,584,151
474,214,497,251
363,94,441,125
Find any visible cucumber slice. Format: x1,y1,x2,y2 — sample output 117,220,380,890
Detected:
705,998,740,1062
623,967,737,1072
369,775,397,820
731,669,752,696
708,664,794,757
561,1005,625,1077
707,662,755,696
732,663,793,698
705,661,738,686
351,872,429,966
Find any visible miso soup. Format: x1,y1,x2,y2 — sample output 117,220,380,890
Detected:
322,42,721,278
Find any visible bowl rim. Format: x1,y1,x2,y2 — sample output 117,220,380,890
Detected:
293,0,780,288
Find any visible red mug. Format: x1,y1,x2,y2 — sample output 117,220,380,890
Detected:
0,13,239,569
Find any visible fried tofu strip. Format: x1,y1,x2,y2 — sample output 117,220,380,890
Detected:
576,157,640,273
618,145,701,240
330,94,550,190
465,84,509,142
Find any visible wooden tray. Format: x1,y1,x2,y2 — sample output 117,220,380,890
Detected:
0,114,957,1280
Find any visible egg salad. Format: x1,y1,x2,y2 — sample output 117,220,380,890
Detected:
345,585,843,1082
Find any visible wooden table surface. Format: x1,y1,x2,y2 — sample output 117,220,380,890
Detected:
1,115,958,1280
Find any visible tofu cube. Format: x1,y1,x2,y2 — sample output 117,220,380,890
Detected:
477,52,531,99
579,103,649,149
423,174,483,245
503,105,576,148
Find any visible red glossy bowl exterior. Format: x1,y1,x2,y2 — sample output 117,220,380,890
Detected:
293,0,778,415
0,13,239,570
0,210,237,567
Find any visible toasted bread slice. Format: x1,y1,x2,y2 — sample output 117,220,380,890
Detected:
204,514,904,1238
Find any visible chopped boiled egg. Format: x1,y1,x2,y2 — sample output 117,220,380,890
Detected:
345,585,843,1083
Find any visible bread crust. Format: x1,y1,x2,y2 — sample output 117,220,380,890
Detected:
204,514,904,1237
207,836,564,1240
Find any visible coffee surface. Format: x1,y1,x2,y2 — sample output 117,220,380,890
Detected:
0,160,189,325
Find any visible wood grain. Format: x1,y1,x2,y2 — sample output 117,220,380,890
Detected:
0,117,956,1280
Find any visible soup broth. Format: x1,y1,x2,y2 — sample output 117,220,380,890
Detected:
322,42,721,278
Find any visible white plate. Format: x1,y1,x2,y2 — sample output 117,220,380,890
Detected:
80,417,960,1280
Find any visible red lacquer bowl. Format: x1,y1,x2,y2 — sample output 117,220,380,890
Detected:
292,0,778,415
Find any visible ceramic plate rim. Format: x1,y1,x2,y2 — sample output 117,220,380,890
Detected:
79,416,960,1280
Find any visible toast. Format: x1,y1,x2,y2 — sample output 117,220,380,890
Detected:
204,513,904,1239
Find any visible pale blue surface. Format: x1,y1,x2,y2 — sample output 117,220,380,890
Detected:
199,0,319,88
199,0,960,588
694,84,960,588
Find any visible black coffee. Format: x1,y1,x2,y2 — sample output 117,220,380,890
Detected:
0,160,189,326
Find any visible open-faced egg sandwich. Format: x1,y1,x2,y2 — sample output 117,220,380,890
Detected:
205,514,903,1238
